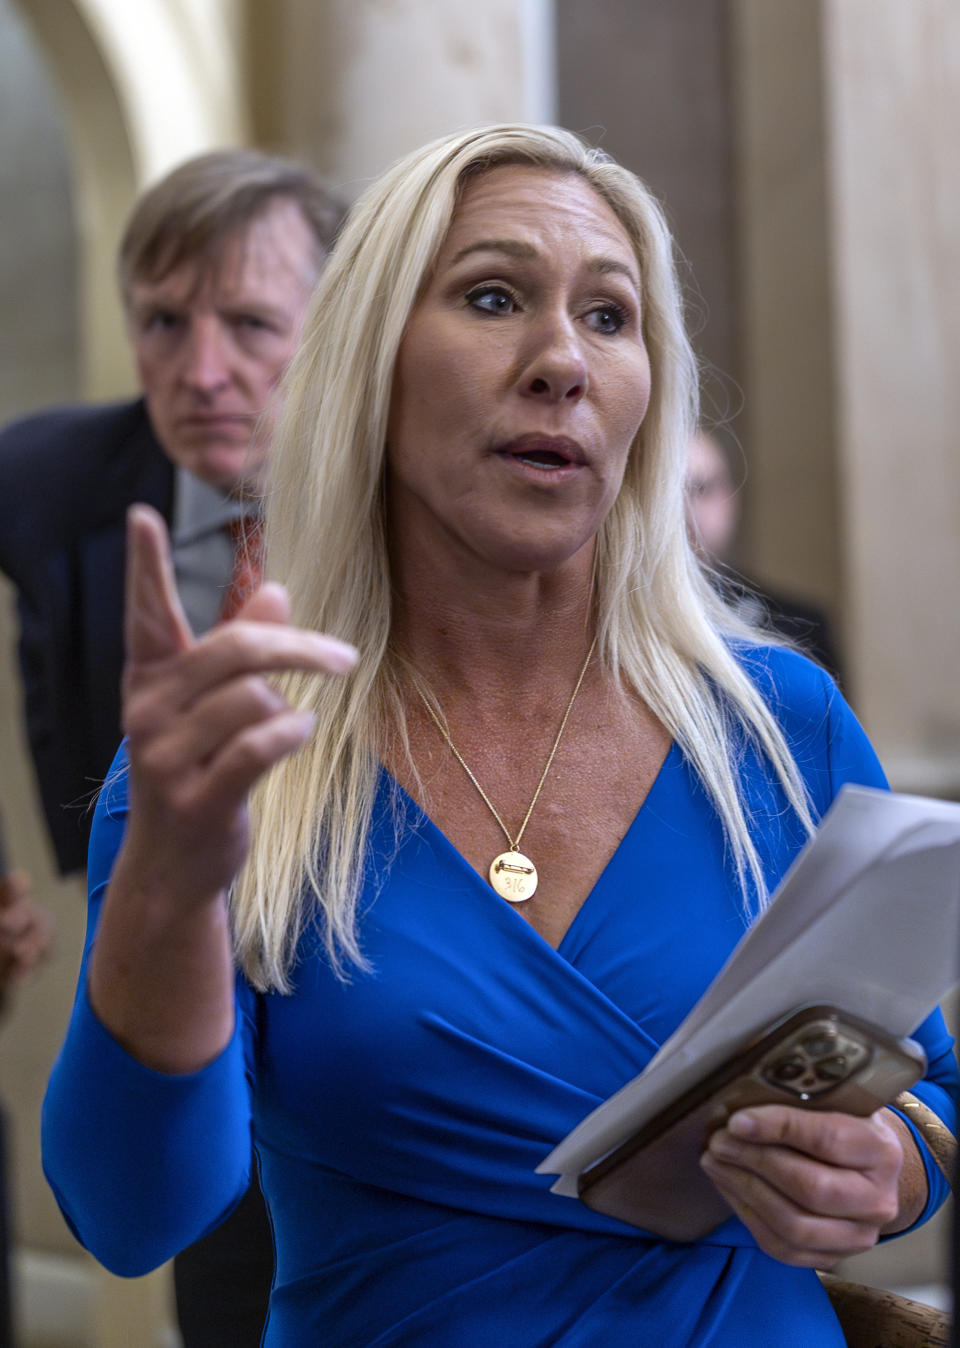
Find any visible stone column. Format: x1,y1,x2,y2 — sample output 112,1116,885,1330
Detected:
729,0,841,612
247,0,554,190
732,0,960,795
824,0,960,793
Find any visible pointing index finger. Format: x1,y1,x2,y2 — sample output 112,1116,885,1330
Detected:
126,504,195,665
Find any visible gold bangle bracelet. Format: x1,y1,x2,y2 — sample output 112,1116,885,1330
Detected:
891,1091,957,1189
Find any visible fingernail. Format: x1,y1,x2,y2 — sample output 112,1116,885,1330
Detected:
727,1111,759,1139
326,642,359,673
707,1132,736,1160
295,710,317,737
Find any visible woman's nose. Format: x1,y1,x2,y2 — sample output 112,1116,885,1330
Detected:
521,314,589,402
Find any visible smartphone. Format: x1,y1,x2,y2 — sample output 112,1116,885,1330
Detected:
577,1004,927,1241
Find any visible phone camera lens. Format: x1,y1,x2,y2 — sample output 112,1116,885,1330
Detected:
768,1055,806,1082
815,1055,849,1082
801,1033,838,1058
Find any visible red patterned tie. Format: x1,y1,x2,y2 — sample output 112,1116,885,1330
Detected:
219,514,265,622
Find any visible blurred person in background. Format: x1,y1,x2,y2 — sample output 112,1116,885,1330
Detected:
0,148,346,1347
685,426,843,683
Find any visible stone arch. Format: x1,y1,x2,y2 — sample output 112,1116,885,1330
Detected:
14,0,247,397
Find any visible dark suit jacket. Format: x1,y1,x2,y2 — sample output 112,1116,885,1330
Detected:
0,399,174,874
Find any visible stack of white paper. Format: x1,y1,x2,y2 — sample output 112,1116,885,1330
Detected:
540,785,960,1197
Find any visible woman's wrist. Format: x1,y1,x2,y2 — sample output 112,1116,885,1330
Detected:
878,1108,929,1235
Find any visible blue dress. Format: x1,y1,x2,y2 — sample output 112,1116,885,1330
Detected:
43,647,958,1346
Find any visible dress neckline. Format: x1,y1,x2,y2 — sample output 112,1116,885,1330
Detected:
379,739,681,952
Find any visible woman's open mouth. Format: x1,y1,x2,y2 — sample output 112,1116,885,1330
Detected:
516,448,569,469
497,434,586,472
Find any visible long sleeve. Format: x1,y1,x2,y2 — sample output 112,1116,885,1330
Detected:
41,751,254,1275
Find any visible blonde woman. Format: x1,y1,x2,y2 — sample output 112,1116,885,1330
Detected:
44,126,956,1347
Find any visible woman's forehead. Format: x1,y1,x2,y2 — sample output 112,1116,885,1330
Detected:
439,165,638,277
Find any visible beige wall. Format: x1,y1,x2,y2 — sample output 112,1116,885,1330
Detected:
17,0,249,401
826,0,960,792
732,0,960,794
248,0,552,192
557,0,740,447
731,0,841,611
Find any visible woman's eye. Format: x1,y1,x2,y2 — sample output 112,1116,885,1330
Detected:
465,286,518,316
586,303,629,335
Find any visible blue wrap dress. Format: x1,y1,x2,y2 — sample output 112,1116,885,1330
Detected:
43,646,958,1346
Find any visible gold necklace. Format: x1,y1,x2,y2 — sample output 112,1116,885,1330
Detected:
416,638,597,903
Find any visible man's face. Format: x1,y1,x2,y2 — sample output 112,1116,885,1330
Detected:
127,198,319,494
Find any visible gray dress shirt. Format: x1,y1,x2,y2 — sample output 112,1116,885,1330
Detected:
171,469,259,635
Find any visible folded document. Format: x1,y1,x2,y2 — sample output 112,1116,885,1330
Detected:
540,785,960,1198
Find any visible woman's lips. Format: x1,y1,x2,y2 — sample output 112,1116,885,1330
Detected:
495,434,586,469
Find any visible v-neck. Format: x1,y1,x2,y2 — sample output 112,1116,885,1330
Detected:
379,740,682,953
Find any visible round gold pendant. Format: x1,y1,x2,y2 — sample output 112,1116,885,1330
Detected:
489,850,538,902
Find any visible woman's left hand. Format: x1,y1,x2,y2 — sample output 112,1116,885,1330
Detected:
700,1104,920,1267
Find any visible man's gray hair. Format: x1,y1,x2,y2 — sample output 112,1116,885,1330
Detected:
118,147,347,301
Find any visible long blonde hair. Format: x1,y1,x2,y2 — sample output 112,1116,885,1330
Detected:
232,124,814,992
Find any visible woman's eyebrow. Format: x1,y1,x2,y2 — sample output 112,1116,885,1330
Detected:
590,257,641,292
448,240,639,291
449,239,537,265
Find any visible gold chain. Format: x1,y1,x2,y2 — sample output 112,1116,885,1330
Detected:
415,637,597,853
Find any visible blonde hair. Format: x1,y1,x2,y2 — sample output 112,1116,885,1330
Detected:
232,124,814,992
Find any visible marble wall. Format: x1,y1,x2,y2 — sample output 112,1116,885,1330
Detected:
825,0,960,789
732,0,960,791
557,0,739,433
247,0,553,193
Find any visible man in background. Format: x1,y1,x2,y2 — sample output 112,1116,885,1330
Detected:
0,148,346,1346
685,426,843,683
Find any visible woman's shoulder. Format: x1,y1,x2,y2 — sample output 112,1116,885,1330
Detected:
728,639,886,800
730,640,838,718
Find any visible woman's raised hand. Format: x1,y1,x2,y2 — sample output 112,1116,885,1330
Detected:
119,505,356,906
87,506,356,1072
700,1103,922,1267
